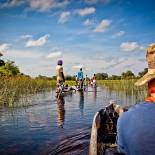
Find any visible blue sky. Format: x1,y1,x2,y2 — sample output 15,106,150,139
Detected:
0,0,155,77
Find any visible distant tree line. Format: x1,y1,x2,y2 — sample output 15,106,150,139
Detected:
0,52,148,80
0,53,20,76
93,69,148,80
50,69,148,80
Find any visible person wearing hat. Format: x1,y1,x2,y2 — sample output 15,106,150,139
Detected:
56,60,65,87
117,43,155,155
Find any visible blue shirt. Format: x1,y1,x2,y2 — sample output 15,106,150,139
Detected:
117,102,155,155
77,71,83,80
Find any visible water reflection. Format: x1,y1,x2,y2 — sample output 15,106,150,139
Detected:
93,87,97,102
56,97,65,128
0,87,147,155
79,92,84,115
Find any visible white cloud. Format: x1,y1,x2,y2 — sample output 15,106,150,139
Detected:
84,0,111,4
47,51,62,58
83,19,93,26
5,49,43,59
112,31,125,38
76,7,95,16
84,0,98,4
120,42,144,52
94,19,111,32
3,47,146,77
0,0,24,8
58,11,71,24
0,43,10,53
26,34,50,47
72,65,83,69
21,35,32,39
28,0,69,12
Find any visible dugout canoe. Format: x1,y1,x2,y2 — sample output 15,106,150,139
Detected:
56,89,74,98
89,103,127,155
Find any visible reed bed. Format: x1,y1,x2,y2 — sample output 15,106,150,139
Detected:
0,76,56,106
65,80,76,86
98,79,147,102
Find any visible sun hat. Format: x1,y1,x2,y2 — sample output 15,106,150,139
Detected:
135,43,155,86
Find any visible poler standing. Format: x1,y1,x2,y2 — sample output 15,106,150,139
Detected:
56,60,65,86
117,43,155,155
77,68,84,89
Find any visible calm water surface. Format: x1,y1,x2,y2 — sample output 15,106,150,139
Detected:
0,87,140,155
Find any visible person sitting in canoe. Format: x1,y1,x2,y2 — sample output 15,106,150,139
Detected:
56,60,65,92
117,43,155,155
77,68,84,89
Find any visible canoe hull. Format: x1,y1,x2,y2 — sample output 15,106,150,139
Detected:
56,90,73,98
89,103,126,155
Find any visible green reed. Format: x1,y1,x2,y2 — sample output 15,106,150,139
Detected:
65,80,76,86
98,79,147,101
0,76,56,106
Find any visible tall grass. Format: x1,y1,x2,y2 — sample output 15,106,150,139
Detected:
0,76,56,106
98,79,147,102
65,80,76,86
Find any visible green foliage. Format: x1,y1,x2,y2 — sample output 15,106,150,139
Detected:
65,80,76,86
0,59,5,66
96,73,108,80
51,76,57,80
98,80,147,101
109,75,121,80
0,61,20,76
138,68,148,78
36,75,53,80
0,76,56,106
121,70,135,79
65,75,75,80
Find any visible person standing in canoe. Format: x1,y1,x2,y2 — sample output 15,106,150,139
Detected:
84,74,89,86
117,43,155,155
77,68,84,89
92,74,97,87
56,60,65,88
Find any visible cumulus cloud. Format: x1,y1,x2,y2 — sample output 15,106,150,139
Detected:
120,42,144,52
0,0,24,8
112,31,125,38
26,34,50,47
58,11,71,24
83,19,93,26
84,0,111,4
0,43,10,53
21,35,32,39
72,65,83,69
28,0,69,12
5,49,43,59
47,51,62,58
76,7,95,16
94,19,111,32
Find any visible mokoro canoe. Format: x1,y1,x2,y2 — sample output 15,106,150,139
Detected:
55,89,74,98
89,103,127,155
76,88,84,92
